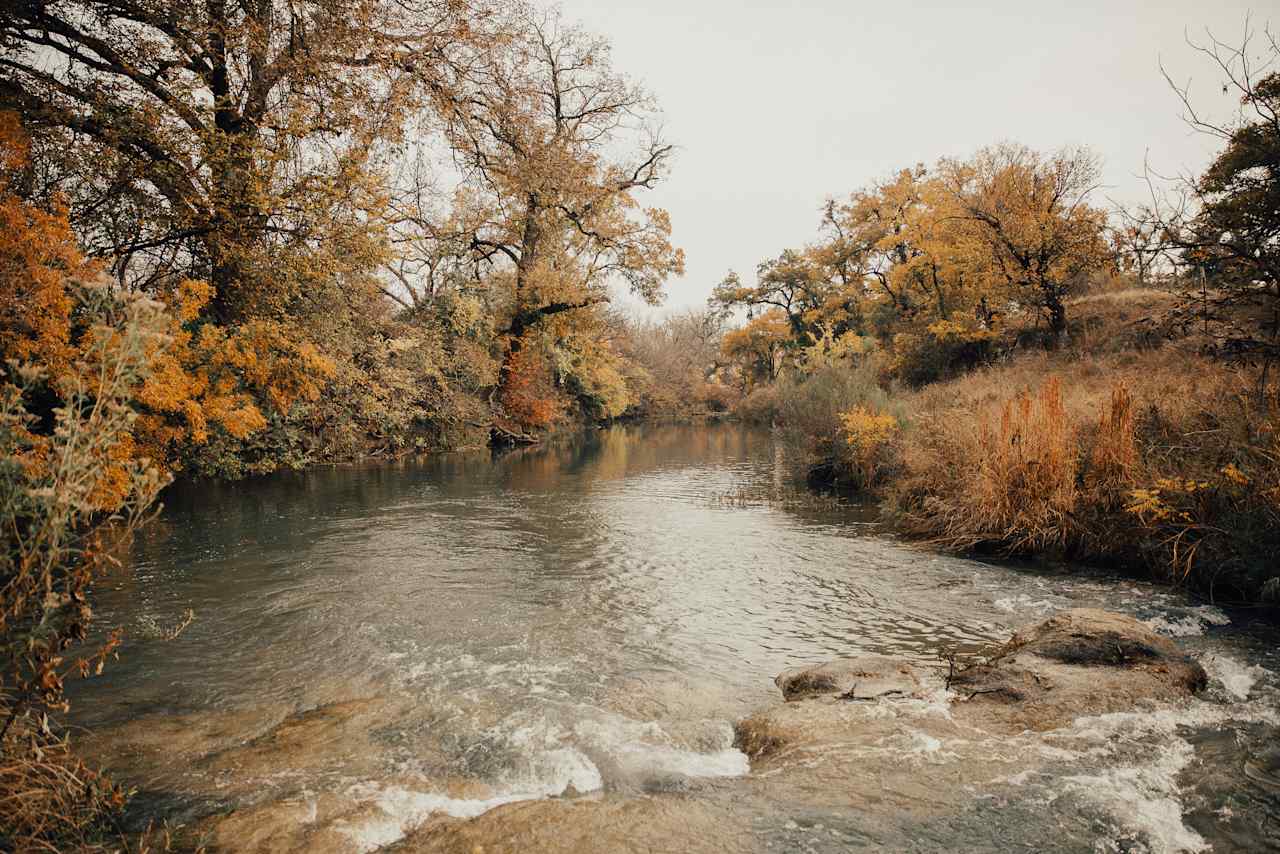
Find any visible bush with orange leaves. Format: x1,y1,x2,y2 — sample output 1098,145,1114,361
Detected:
0,115,82,384
1,114,334,481
498,340,566,434
0,115,188,850
133,278,334,475
1,281,174,851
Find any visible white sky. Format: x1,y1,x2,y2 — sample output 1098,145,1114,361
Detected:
556,0,1263,315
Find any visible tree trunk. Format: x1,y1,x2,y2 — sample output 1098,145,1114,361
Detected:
1046,292,1068,347
498,194,544,397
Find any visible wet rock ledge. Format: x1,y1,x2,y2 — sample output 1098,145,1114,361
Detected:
736,608,1208,760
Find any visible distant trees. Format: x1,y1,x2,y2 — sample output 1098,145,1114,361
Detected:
612,308,733,417
713,143,1111,386
720,310,792,389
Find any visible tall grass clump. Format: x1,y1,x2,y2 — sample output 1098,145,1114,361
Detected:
945,377,1078,552
887,349,1280,601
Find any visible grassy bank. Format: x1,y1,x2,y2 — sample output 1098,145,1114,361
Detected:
744,287,1280,604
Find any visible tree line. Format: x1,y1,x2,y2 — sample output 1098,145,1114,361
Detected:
711,24,1279,396
0,0,699,481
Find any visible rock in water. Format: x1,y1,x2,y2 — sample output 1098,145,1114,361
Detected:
736,608,1211,767
948,607,1208,731
774,655,927,702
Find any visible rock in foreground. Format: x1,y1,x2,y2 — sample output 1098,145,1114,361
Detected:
737,608,1209,763
774,654,926,702
947,607,1208,731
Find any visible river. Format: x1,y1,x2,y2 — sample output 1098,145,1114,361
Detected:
69,423,1279,852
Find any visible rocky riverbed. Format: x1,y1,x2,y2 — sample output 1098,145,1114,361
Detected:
85,607,1271,853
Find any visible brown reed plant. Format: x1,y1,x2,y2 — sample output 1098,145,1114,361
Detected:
1082,382,1138,507
961,377,1078,552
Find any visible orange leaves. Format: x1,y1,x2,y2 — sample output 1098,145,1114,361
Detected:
133,284,336,470
0,111,29,174
215,321,336,414
0,114,90,380
499,342,562,431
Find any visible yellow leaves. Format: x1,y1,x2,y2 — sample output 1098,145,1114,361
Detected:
840,406,898,454
801,325,875,372
1125,488,1176,523
1153,477,1211,493
721,309,791,388
1221,463,1250,486
218,320,336,412
925,319,996,342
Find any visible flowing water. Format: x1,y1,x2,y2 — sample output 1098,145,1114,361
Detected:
69,423,1279,853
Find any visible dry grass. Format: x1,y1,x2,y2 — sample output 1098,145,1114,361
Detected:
886,343,1280,600
935,377,1078,553
0,726,179,853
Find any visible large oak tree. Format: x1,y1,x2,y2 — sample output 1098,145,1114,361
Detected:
412,7,684,398
0,0,487,321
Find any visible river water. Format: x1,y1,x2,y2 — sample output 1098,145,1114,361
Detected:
70,423,1279,852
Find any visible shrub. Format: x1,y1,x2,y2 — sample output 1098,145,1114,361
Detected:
838,405,900,488
734,384,781,424
890,320,999,387
499,341,565,432
774,359,901,485
1123,391,1280,598
1,282,171,851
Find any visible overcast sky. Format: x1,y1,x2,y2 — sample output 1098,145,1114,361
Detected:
556,0,1263,315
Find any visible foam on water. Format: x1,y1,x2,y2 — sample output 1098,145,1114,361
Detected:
335,783,555,853
1201,653,1269,700
1037,686,1280,854
1060,738,1209,854
993,593,1058,616
1142,605,1232,638
336,709,751,851
336,738,606,852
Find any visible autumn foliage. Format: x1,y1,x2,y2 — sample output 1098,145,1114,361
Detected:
134,279,334,473
498,340,563,432
0,114,84,382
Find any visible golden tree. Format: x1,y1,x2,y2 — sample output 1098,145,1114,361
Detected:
720,310,793,389
0,0,487,321
935,144,1110,339
422,6,684,405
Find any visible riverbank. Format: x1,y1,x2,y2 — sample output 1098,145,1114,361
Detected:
741,287,1280,605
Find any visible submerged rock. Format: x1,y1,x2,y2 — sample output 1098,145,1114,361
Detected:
774,655,926,702
395,795,751,854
